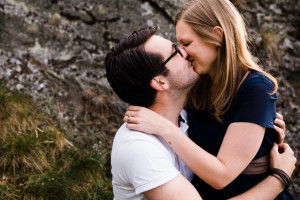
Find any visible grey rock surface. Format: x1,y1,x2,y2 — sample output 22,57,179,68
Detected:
0,0,299,197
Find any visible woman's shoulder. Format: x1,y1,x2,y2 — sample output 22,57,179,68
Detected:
245,70,272,83
234,70,277,103
241,70,274,90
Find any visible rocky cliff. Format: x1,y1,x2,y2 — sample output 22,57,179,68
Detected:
0,0,299,198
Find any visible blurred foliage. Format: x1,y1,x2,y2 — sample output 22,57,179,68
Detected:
259,31,282,61
0,86,113,200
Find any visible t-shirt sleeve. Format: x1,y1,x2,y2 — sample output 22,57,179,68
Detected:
118,136,180,194
231,77,277,129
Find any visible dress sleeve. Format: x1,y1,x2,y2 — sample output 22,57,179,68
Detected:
118,136,180,194
231,76,277,129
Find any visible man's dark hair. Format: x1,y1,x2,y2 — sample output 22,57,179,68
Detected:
105,27,169,107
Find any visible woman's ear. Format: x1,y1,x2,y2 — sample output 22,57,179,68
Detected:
212,26,224,41
150,76,169,91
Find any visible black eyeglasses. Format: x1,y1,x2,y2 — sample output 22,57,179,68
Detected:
161,44,183,66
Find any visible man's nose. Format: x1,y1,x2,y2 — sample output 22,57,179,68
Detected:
180,48,189,60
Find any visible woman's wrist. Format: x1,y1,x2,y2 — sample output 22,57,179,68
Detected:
269,168,291,189
161,121,179,140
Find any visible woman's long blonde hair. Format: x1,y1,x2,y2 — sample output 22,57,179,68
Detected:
175,0,278,122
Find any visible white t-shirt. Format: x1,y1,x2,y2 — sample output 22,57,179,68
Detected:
111,110,193,200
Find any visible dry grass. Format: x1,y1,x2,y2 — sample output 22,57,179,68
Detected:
232,0,246,9
259,31,282,61
0,86,113,200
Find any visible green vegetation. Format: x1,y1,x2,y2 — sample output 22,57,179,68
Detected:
0,86,113,200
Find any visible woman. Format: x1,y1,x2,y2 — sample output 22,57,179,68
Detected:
123,0,295,199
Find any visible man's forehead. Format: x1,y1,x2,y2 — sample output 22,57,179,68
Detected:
145,35,172,54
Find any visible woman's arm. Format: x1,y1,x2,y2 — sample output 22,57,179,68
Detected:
125,106,286,189
160,121,264,189
230,143,296,200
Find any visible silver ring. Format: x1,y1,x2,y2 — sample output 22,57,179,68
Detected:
128,115,131,122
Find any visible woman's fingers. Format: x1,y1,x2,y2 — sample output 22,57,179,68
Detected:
276,112,283,120
125,110,138,117
274,118,285,130
126,122,141,130
274,116,286,144
123,106,172,136
124,109,143,124
124,107,151,124
278,143,294,156
123,114,137,123
270,142,297,177
270,143,279,156
274,124,285,143
127,105,143,111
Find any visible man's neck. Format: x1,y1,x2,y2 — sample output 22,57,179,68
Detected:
148,91,188,127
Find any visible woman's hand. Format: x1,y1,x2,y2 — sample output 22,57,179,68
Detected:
270,143,296,177
274,113,286,143
123,105,176,137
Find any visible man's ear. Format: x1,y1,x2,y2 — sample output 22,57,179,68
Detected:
212,26,224,41
150,76,169,91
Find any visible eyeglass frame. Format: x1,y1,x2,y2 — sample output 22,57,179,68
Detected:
161,44,183,66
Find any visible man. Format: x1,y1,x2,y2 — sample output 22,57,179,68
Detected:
105,27,296,200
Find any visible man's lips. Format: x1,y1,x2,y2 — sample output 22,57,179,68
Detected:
188,60,195,71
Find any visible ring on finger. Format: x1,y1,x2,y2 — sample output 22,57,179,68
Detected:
128,115,131,122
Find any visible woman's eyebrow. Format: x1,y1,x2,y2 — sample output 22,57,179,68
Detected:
179,39,188,44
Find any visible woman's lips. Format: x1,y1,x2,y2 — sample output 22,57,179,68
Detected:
189,61,196,72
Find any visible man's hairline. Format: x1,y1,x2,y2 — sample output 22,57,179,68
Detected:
144,35,173,60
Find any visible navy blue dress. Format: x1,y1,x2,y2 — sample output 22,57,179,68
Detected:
186,71,295,200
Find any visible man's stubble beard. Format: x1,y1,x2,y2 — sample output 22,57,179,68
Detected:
167,72,199,100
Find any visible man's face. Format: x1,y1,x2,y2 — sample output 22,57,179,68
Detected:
145,35,199,91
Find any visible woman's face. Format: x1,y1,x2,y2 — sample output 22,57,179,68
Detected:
176,20,217,76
